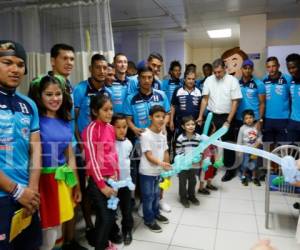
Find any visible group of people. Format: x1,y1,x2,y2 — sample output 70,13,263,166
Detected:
1,39,300,250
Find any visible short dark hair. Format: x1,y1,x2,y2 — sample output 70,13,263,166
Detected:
111,113,127,125
50,43,74,58
113,53,127,64
242,109,255,119
202,63,212,70
212,58,225,69
184,69,196,79
286,53,300,64
266,56,279,64
185,63,196,71
138,66,153,76
91,54,106,65
181,115,195,126
169,60,181,73
149,105,166,116
90,94,112,120
108,63,115,69
148,52,163,62
128,61,137,69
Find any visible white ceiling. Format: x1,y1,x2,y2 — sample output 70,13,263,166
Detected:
110,0,300,48
1,0,299,48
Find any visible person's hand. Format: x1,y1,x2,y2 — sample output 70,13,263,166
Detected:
255,120,262,131
223,121,230,128
169,121,175,132
133,127,144,137
251,239,277,250
100,185,117,198
73,184,82,203
17,187,40,213
159,162,172,171
196,117,203,126
23,207,34,218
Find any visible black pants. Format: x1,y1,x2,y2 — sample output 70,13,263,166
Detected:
212,113,236,169
88,179,116,250
110,187,134,236
178,169,197,199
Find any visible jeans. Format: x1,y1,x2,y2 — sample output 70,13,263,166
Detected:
241,153,257,173
139,175,160,224
88,179,116,250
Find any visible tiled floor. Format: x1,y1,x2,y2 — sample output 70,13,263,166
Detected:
77,170,300,250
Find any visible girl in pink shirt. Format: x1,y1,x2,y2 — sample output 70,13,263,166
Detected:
82,94,119,250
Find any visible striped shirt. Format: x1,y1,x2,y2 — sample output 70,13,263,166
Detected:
176,133,201,155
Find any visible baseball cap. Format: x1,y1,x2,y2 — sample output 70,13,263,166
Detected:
137,60,146,71
242,59,254,68
0,40,27,74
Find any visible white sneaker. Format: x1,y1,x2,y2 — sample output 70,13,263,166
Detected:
159,201,171,212
138,204,143,217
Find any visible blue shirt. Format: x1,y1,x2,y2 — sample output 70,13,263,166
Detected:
171,86,202,126
236,77,266,120
124,89,170,129
66,79,77,148
128,74,161,95
110,76,130,114
263,73,291,119
161,78,182,103
73,79,112,134
40,116,72,167
290,77,300,122
0,87,39,197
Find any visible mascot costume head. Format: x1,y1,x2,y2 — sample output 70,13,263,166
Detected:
221,47,248,79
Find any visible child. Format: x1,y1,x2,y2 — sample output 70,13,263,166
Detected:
82,94,119,250
198,124,219,195
237,109,262,186
111,114,134,245
176,116,201,208
28,73,81,250
139,105,171,232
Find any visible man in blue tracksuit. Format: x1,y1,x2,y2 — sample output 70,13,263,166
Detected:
286,53,300,143
262,56,291,145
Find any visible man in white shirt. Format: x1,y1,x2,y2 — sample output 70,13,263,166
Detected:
197,58,242,182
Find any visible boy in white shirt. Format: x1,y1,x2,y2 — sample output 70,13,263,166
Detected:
139,105,172,232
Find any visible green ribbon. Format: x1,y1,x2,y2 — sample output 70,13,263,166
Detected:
41,164,78,188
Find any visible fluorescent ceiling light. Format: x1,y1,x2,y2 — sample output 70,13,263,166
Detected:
207,28,232,38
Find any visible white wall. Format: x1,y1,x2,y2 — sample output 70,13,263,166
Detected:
267,18,300,46
184,46,237,78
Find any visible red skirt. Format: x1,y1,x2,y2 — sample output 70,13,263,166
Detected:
39,173,74,229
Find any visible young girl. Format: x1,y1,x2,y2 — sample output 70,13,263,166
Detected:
198,124,219,195
111,114,134,245
28,74,81,250
82,95,120,250
176,116,201,208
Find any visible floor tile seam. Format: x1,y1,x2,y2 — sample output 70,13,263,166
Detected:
213,184,222,250
250,185,261,238
168,206,185,248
